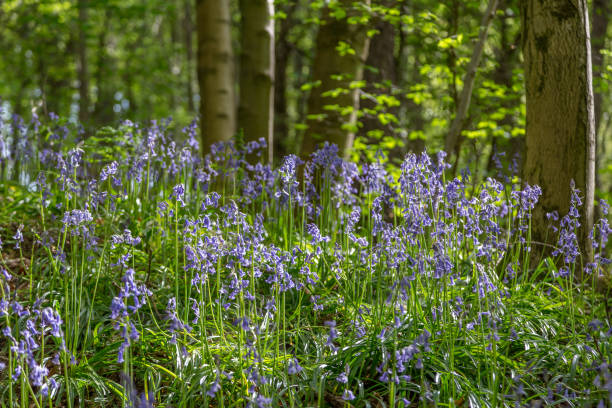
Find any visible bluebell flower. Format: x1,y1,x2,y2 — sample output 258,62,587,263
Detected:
207,378,221,397
342,389,355,401
336,364,349,384
110,269,151,362
171,183,186,207
13,224,23,249
287,358,302,375
325,320,339,351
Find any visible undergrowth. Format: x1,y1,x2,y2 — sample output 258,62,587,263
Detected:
0,113,611,407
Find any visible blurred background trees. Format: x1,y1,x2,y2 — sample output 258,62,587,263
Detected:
0,0,610,201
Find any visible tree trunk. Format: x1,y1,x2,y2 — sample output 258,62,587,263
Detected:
591,0,609,222
520,0,596,264
591,0,609,133
196,0,236,155
486,1,522,173
273,1,299,161
184,0,195,112
93,10,115,124
238,0,275,163
301,0,371,159
360,2,398,145
444,0,498,155
396,3,426,155
77,0,90,124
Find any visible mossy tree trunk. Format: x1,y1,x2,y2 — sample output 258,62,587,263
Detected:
520,0,596,263
196,0,236,156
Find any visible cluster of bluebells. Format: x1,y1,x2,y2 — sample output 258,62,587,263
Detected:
0,276,63,398
110,268,151,363
1,111,611,407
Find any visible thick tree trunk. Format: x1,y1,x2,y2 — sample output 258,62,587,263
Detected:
520,0,596,263
196,0,236,155
238,0,275,163
301,0,371,159
444,0,498,155
77,0,90,124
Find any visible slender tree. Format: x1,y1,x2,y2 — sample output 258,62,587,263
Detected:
301,0,371,159
77,0,90,124
238,0,275,162
444,0,498,156
274,1,299,159
93,10,115,124
591,0,609,216
486,0,522,171
184,0,195,112
592,0,609,133
397,2,426,155
520,0,596,263
196,0,236,155
360,2,398,145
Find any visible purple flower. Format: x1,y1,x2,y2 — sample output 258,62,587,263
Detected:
13,225,24,249
171,184,186,207
110,269,151,362
207,378,221,397
29,362,49,387
342,389,355,401
41,308,63,338
100,161,119,182
287,358,302,375
336,364,350,384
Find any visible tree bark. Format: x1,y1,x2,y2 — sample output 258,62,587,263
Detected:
77,0,90,124
93,10,115,124
591,0,609,221
196,0,236,155
444,0,498,155
184,0,195,112
486,1,522,173
520,0,596,263
273,1,299,161
301,0,371,159
360,3,398,143
591,0,609,133
238,0,275,163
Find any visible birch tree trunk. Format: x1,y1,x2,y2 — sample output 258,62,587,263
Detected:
238,0,275,163
301,0,371,159
196,0,236,155
520,0,596,264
